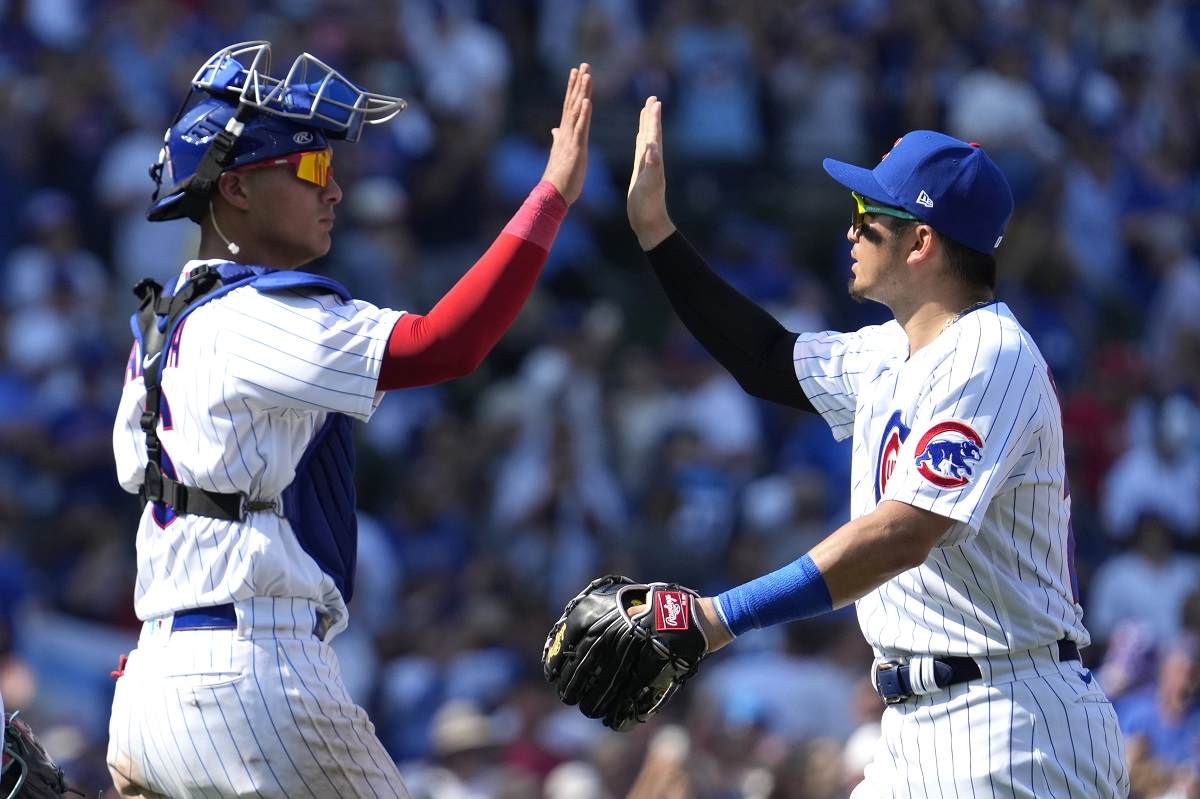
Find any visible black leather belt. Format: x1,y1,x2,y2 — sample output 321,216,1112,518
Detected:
873,638,1079,704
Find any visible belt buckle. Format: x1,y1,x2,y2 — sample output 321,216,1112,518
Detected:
873,659,911,705
313,611,333,641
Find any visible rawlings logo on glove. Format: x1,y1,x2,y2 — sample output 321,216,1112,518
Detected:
541,576,709,731
655,590,688,631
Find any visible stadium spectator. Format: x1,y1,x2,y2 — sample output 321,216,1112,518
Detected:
1101,394,1200,541
1118,633,1200,767
1087,513,1200,642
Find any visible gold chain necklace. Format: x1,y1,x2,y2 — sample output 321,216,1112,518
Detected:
939,300,993,335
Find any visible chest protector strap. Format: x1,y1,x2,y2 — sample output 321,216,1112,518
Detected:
132,263,351,523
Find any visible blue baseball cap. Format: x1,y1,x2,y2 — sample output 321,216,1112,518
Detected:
822,131,1014,254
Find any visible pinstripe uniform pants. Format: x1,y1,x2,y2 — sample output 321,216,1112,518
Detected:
851,643,1130,799
107,597,410,799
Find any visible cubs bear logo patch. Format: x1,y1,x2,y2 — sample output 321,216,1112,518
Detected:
913,421,983,489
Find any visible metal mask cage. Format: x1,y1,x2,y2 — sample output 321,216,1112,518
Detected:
148,41,406,221
2,730,28,799
191,41,407,142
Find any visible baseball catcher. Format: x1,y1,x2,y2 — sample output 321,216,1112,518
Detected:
1,713,82,798
542,576,710,730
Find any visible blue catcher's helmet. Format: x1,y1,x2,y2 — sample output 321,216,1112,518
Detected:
148,41,406,223
148,97,333,222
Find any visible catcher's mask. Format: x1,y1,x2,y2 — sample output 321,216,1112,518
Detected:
1,715,20,799
148,41,406,223
2,713,36,797
1,712,83,798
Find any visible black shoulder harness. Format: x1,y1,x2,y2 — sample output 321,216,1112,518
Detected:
132,265,275,521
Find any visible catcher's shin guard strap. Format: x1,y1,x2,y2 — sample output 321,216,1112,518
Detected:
716,553,832,636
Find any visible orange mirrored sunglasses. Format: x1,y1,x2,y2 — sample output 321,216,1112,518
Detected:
234,148,333,187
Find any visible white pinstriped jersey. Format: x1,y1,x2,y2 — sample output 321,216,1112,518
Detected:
112,259,402,639
795,302,1088,658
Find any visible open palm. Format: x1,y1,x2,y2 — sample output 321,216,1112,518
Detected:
626,96,675,250
541,63,592,206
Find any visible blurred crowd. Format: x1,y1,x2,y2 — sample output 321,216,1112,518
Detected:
1,0,1199,796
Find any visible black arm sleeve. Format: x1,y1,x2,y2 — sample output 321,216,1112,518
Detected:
644,231,815,413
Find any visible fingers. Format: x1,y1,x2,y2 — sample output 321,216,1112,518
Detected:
561,67,578,120
560,63,591,130
629,96,656,191
575,96,592,143
629,96,663,194
646,96,662,158
572,73,592,136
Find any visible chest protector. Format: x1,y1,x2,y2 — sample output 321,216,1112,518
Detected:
131,263,360,602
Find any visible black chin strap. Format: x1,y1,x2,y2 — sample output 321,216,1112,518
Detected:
148,102,255,223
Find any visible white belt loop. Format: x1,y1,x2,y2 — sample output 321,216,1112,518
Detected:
907,656,939,695
140,615,170,646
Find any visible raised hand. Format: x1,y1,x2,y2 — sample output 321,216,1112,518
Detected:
541,63,592,206
627,96,676,250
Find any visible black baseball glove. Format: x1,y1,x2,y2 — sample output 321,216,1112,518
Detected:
542,575,709,731
2,713,82,798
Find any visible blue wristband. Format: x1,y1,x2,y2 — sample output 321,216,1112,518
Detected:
716,553,833,636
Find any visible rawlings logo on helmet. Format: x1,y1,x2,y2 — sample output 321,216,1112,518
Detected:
293,131,314,145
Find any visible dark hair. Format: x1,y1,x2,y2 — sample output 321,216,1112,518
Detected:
879,217,996,290
941,233,997,290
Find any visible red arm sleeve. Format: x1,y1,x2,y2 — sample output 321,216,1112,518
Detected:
377,180,568,391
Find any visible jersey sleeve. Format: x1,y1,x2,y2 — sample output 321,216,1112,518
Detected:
882,329,1049,544
793,322,901,441
218,287,404,422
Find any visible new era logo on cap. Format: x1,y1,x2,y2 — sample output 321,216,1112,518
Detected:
654,590,689,631
916,190,934,208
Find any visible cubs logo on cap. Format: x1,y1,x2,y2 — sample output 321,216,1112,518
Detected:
913,421,984,489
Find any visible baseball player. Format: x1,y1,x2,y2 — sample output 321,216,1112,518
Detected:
108,41,591,799
625,97,1129,797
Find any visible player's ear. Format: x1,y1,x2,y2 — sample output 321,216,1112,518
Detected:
906,224,936,266
215,171,253,212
